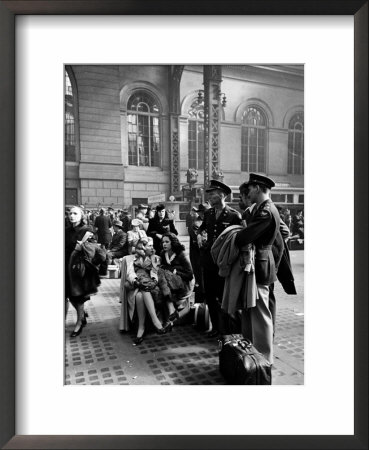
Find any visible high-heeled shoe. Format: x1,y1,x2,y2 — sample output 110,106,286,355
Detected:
163,321,173,333
70,325,83,338
133,336,144,345
156,326,167,335
168,310,179,322
81,311,88,326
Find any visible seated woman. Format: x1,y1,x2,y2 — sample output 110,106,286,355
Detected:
158,232,194,327
127,218,147,254
119,237,170,345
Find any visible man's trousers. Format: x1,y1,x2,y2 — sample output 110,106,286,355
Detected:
241,284,274,364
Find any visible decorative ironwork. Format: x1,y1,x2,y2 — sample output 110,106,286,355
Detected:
170,116,180,194
203,65,223,188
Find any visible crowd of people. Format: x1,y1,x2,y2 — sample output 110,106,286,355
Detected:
65,175,298,365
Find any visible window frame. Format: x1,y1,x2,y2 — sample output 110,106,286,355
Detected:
241,105,268,173
127,90,162,168
187,98,205,171
287,112,304,175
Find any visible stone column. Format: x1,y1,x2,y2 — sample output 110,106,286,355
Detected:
203,65,222,188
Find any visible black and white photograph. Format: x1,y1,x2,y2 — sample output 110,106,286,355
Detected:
64,64,304,385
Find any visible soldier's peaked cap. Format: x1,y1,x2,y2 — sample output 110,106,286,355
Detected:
205,179,232,196
248,173,275,189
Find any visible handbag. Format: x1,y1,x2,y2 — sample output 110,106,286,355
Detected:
71,252,86,278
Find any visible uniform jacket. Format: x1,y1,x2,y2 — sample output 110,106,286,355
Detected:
94,214,113,245
235,199,280,285
197,205,242,251
242,207,296,294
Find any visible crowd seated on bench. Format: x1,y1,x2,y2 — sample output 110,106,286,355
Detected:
118,235,194,345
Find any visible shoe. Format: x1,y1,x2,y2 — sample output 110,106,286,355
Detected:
81,311,88,326
168,311,179,322
133,336,144,345
70,326,83,337
207,330,219,338
156,326,167,335
163,321,173,333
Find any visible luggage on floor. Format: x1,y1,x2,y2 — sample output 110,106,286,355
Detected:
219,334,271,385
192,302,212,331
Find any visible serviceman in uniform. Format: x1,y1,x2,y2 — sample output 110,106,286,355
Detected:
235,173,280,364
197,179,242,337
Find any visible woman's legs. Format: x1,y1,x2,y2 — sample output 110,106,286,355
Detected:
142,291,163,330
69,297,85,335
135,292,146,339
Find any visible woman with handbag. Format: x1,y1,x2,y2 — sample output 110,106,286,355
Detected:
119,238,170,345
65,206,106,337
159,232,194,328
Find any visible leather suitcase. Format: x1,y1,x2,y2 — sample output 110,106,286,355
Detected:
219,334,272,385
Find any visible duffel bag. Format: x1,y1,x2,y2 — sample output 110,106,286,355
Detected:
219,334,271,385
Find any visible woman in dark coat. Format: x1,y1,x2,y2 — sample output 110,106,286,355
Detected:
147,204,178,255
158,232,194,328
65,206,106,337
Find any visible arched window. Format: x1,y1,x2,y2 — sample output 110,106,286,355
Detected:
188,98,204,170
241,106,267,173
288,112,304,175
127,90,161,167
65,69,76,161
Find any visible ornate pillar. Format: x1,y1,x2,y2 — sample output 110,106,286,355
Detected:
203,65,222,188
168,65,184,196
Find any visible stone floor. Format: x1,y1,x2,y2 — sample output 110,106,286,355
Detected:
65,251,304,385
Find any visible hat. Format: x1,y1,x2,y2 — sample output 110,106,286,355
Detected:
113,219,123,228
248,173,275,189
121,209,129,214
156,203,166,211
131,218,143,227
205,179,232,196
192,202,211,213
138,204,148,209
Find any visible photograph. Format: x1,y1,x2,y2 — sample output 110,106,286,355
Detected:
64,64,304,386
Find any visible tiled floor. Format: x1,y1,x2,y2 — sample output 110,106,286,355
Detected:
65,251,304,385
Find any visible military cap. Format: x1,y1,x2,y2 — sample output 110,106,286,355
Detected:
248,173,275,189
205,179,232,196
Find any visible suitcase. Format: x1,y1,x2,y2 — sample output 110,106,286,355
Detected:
219,334,272,385
192,303,212,332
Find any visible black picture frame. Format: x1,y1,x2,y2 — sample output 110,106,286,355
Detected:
0,1,367,449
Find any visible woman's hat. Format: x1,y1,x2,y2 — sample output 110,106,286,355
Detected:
131,218,143,227
113,219,123,228
138,204,148,209
156,203,166,211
